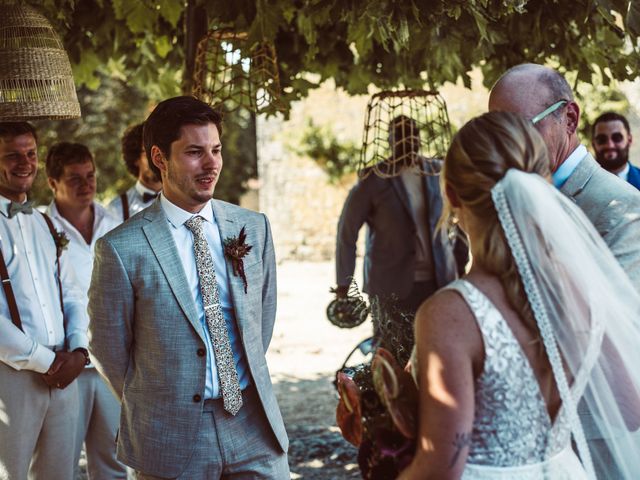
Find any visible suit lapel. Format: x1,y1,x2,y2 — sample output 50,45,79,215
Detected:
211,200,250,339
627,164,640,190
141,203,205,343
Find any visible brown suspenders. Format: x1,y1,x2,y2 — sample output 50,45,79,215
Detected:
0,212,65,332
121,192,130,221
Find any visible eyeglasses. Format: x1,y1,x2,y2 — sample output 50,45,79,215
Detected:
531,100,568,125
594,132,625,145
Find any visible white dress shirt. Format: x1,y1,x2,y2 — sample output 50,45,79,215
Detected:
400,166,434,282
617,163,630,182
107,181,160,222
0,195,89,373
160,194,249,399
46,201,120,292
552,144,587,188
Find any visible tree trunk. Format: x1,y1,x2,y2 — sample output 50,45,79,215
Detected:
182,0,208,95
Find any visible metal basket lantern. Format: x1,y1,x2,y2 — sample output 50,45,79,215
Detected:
192,29,283,115
358,90,452,179
0,2,81,121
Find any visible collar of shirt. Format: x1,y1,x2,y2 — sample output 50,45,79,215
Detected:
135,180,160,198
160,193,214,229
46,200,118,249
617,162,630,182
552,144,587,188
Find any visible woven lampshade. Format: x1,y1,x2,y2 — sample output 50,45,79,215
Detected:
0,2,81,121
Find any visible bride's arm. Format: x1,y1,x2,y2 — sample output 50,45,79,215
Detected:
398,290,483,480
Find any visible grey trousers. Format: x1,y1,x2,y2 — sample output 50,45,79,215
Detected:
74,368,127,480
0,362,78,480
135,385,289,479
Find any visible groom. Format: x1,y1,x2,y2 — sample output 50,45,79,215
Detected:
88,96,289,479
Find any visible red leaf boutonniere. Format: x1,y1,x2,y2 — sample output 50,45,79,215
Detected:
224,226,253,293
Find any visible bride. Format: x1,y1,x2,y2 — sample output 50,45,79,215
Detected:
398,111,640,479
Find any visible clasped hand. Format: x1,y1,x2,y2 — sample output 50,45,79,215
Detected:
41,351,85,389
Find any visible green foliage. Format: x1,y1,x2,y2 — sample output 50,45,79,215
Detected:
294,121,360,184
575,80,631,143
29,0,640,114
27,75,258,207
29,75,150,207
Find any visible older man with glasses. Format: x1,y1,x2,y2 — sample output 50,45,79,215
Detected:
591,111,640,190
489,63,640,480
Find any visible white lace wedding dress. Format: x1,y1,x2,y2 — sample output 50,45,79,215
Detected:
445,279,590,480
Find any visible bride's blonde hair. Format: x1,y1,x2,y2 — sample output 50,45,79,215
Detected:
443,111,551,335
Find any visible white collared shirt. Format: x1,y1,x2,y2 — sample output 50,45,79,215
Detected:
46,201,119,294
617,163,630,182
552,144,587,188
399,166,434,281
0,195,89,373
107,180,160,222
160,194,249,399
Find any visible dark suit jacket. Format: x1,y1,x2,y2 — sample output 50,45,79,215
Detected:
336,164,467,299
626,163,640,190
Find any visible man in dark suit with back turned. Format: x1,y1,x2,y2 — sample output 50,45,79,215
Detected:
335,115,467,315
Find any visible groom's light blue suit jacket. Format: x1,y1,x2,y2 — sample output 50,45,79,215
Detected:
88,199,288,477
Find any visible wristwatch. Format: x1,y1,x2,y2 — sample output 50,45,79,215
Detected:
73,347,91,366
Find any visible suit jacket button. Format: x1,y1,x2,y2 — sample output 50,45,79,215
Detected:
193,394,202,403
197,348,206,357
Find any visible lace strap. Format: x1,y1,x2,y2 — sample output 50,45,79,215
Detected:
492,181,596,480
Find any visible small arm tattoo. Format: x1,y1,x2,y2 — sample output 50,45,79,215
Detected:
449,432,472,469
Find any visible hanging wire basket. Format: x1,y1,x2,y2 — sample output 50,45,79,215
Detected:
358,90,452,179
0,2,80,121
192,29,283,115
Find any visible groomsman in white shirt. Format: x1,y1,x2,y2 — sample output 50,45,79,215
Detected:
108,123,162,221
0,122,90,479
45,142,125,479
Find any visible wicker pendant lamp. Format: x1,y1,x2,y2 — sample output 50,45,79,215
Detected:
0,2,81,121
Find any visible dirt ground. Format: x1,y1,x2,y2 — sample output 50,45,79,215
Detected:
268,260,370,480
78,260,370,479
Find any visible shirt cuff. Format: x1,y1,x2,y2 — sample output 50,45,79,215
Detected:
28,344,56,373
66,332,89,352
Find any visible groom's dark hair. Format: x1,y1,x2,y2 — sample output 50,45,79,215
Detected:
143,96,222,179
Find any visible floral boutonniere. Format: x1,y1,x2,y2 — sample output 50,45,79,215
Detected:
52,230,70,257
224,226,253,293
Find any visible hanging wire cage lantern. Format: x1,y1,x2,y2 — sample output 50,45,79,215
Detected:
192,29,283,115
0,2,81,121
357,90,452,179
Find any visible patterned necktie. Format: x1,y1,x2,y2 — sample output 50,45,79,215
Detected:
8,201,33,218
184,215,243,415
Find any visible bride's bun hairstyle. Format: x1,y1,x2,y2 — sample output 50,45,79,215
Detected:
442,111,550,336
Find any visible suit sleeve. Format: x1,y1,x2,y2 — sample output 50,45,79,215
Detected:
88,237,134,400
261,214,277,352
336,181,370,287
599,197,640,293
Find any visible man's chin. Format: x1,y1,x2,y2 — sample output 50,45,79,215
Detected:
597,156,627,172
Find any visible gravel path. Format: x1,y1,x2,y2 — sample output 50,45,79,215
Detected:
269,260,369,479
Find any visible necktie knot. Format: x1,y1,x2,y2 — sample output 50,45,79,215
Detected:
184,215,204,233
142,191,159,203
8,201,33,218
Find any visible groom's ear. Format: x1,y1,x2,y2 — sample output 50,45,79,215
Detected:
150,145,167,174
